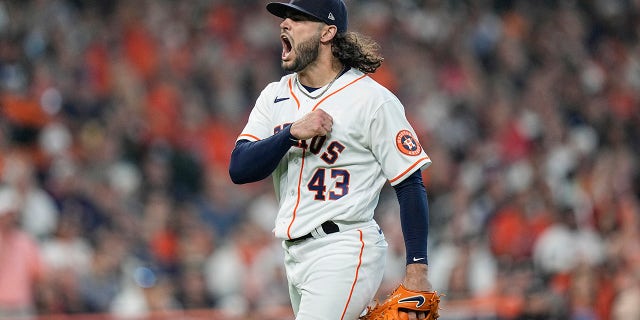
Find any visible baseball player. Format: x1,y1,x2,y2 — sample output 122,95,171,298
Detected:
229,0,433,319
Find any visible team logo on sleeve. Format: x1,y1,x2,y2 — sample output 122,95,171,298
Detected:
396,130,422,156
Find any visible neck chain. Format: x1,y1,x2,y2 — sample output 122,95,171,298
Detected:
295,67,345,100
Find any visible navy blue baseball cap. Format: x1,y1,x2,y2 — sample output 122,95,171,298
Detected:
267,0,348,33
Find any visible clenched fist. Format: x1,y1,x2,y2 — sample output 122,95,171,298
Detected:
290,109,333,140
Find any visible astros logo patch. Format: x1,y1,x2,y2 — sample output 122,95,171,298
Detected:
396,130,422,156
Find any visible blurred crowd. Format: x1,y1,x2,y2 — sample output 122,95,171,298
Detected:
0,0,639,319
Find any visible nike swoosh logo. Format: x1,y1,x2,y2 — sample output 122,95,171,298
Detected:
413,257,425,262
274,97,290,103
399,295,426,308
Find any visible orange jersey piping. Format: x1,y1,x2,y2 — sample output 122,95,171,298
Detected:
340,229,365,320
312,74,367,111
389,156,431,184
288,78,301,110
237,133,261,141
286,148,307,240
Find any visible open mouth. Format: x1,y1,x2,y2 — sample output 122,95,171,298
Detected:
281,34,292,60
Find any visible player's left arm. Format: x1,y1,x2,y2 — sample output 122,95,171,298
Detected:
370,97,431,271
394,169,429,265
367,92,433,319
394,169,432,319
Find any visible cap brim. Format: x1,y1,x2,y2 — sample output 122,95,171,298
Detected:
266,2,323,23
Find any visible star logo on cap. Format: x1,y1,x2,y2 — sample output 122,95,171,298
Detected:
328,12,335,20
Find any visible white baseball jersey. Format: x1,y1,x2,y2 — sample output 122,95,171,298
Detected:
237,68,431,241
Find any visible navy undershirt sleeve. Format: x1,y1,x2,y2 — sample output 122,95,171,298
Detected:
229,125,298,184
393,170,430,265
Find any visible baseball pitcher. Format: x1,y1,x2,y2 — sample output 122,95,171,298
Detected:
229,0,440,319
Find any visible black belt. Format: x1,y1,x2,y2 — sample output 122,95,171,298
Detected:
286,221,339,243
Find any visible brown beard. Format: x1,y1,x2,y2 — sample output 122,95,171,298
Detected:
283,32,321,73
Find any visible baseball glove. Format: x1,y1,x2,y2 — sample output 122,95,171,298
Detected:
360,284,441,320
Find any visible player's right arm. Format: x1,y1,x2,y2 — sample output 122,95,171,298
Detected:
229,125,298,184
229,82,291,184
229,108,333,184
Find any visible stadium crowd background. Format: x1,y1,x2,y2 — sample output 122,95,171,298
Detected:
0,0,639,319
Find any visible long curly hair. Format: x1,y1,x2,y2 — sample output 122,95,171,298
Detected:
332,32,384,74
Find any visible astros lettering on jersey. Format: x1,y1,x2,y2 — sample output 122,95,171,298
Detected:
237,68,431,240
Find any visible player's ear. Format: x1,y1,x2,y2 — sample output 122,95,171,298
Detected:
320,25,338,43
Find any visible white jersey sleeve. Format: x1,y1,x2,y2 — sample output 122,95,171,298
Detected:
368,95,431,186
237,81,281,142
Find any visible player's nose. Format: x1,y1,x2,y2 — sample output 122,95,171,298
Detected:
280,18,292,30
